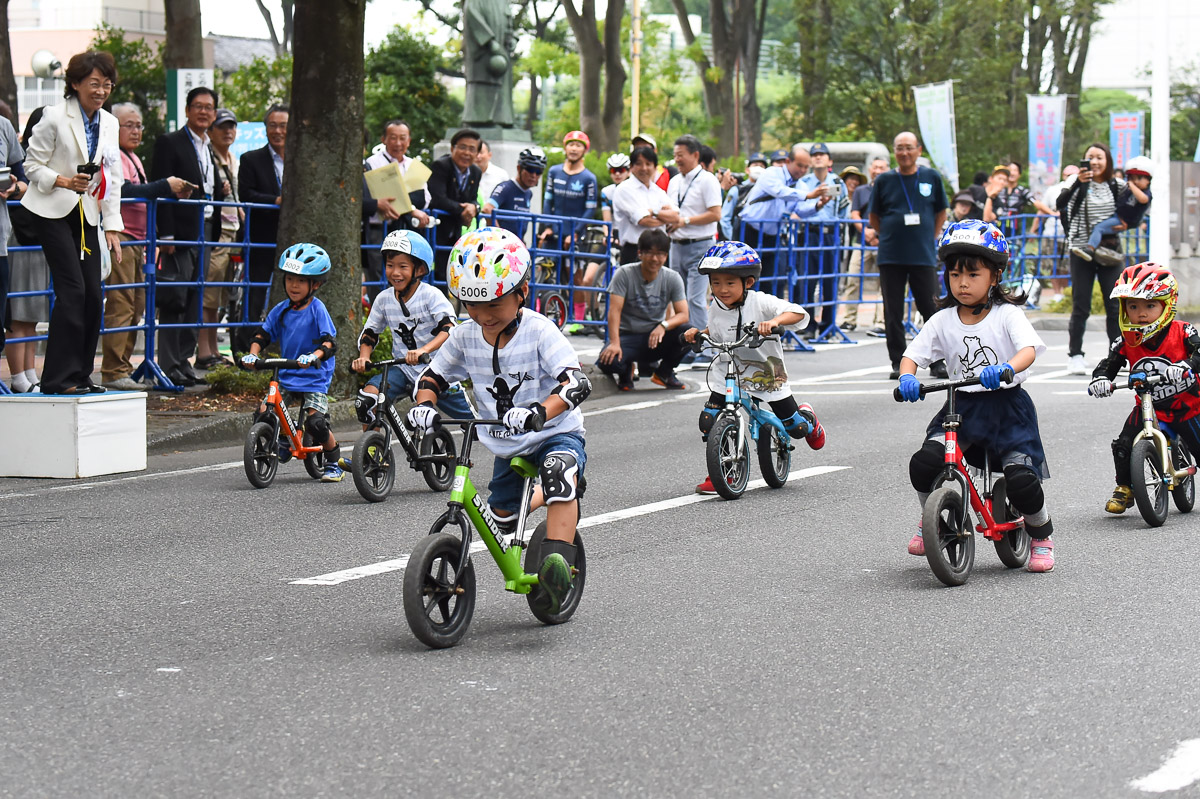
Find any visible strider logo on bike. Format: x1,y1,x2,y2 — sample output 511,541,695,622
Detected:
471,493,507,552
957,335,999,379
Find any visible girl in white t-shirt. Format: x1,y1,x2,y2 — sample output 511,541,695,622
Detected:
683,241,825,495
896,220,1055,573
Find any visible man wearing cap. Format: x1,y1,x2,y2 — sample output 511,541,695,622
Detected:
721,151,766,240
667,134,722,336
738,144,820,281
631,132,677,190
539,130,598,249
196,107,240,369
840,156,888,333
797,142,847,339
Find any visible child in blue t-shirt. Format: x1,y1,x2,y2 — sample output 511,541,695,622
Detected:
240,243,343,482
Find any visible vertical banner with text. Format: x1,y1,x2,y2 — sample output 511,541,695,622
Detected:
912,81,959,191
1026,95,1066,199
1109,111,1144,169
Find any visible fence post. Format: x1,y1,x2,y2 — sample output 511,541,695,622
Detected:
130,197,182,391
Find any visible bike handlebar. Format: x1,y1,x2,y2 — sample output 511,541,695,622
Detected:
892,367,1014,402
693,324,783,353
373,353,432,367
435,415,545,433
242,357,302,370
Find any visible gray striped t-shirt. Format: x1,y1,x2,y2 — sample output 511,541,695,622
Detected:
1066,177,1126,248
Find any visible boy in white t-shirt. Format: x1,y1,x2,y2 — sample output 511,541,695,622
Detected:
683,241,826,495
408,227,591,616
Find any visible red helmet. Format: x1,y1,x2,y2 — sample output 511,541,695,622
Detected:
563,130,590,150
1110,261,1178,346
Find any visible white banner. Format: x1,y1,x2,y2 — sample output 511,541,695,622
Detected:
912,81,959,192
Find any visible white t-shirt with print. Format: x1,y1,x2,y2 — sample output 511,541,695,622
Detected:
430,309,585,458
361,282,458,387
705,290,810,402
904,303,1047,393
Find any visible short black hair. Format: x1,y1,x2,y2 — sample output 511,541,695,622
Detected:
698,144,716,168
674,134,702,155
631,146,657,167
186,86,218,108
263,103,289,124
451,128,482,148
972,171,988,186
638,229,670,253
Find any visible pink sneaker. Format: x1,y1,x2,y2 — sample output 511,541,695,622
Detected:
1028,538,1055,572
907,521,924,556
797,402,825,450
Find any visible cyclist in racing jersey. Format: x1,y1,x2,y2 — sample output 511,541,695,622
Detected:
539,130,599,249
483,147,547,239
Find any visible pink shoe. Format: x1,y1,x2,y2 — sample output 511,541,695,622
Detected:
1028,538,1055,572
696,476,717,495
797,402,825,450
907,522,925,556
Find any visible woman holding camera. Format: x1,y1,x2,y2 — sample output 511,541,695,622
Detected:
21,50,124,395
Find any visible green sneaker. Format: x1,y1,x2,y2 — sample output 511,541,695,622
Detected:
536,552,572,615
563,323,585,335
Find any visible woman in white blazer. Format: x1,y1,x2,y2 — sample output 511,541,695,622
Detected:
21,51,124,395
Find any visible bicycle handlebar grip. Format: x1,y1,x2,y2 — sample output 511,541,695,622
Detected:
418,353,432,364
769,325,783,335
692,333,708,353
892,386,904,403
526,413,545,433
1001,366,1015,384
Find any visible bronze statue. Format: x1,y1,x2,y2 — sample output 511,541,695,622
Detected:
463,0,515,127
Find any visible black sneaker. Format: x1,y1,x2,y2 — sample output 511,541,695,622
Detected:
888,367,900,380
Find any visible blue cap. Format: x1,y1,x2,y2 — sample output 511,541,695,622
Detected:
747,151,767,166
810,142,831,157
769,149,788,163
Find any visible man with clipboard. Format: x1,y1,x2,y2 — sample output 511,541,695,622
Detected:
362,119,431,301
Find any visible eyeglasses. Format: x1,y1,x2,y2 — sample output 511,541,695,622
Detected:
120,122,144,130
453,143,479,154
189,103,216,112
84,80,116,92
894,145,919,152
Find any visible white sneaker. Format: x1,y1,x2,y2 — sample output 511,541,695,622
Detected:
1067,354,1088,375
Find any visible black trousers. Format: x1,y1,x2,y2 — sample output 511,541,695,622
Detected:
1067,253,1121,357
802,226,838,332
362,222,385,303
0,254,8,352
33,206,102,393
596,328,688,379
1112,407,1200,486
157,248,199,376
879,263,940,368
618,242,640,267
233,246,276,353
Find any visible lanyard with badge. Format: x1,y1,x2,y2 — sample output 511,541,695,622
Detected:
895,168,921,226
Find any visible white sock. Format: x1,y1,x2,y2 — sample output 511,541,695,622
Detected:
23,369,37,385
11,373,30,392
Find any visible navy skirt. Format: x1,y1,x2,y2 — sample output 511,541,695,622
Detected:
924,386,1049,479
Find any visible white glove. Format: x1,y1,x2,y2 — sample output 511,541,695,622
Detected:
241,353,260,368
502,406,536,434
1088,377,1114,398
1164,364,1191,383
297,353,317,366
406,403,440,432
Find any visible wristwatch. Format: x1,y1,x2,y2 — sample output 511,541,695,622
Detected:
660,321,669,330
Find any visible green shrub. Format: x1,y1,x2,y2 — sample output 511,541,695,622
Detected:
1042,282,1106,315
204,364,271,395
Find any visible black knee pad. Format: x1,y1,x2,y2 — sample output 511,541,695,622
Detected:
1111,437,1131,467
304,412,331,441
540,450,580,505
699,403,721,435
1003,464,1043,513
909,440,944,493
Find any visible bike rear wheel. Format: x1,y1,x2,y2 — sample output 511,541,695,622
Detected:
1131,439,1169,527
525,522,587,625
402,522,476,649
990,476,1030,568
351,429,394,502
706,416,749,499
243,421,278,489
420,427,456,492
302,430,326,480
756,424,791,489
1172,440,1196,513
539,290,568,329
922,485,975,586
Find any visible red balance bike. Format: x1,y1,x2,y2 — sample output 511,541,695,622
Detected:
894,369,1031,586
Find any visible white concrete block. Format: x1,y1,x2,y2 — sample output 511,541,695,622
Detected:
0,392,146,478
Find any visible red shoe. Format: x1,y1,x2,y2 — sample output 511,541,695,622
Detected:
696,476,717,495
798,402,825,450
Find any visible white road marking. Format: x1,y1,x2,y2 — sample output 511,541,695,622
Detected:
290,464,851,586
0,462,242,502
1130,739,1200,792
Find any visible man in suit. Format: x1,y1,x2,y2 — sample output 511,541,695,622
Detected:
234,103,288,354
427,128,482,283
362,119,428,301
150,85,226,387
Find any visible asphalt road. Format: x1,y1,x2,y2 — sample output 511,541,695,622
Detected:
4,328,1200,798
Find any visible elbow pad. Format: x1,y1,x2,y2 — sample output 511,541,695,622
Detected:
251,329,271,350
551,368,591,410
359,327,380,349
418,369,449,396
317,335,336,359
432,316,453,336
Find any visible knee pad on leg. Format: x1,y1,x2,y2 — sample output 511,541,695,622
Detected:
1111,437,1132,481
304,411,331,442
1003,464,1044,515
909,440,944,493
355,389,379,425
540,450,580,505
699,403,721,436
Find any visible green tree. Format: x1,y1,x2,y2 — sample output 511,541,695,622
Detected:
219,54,293,124
1170,62,1200,162
363,26,460,160
92,23,167,164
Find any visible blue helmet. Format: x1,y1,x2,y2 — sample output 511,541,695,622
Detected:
278,243,332,283
698,241,762,280
937,219,1010,267
381,229,435,277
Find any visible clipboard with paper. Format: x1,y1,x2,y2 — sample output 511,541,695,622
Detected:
364,159,432,216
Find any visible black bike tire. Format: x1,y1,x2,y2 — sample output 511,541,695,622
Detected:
351,429,394,503
756,425,791,489
990,476,1030,569
243,421,278,489
420,427,457,493
525,522,587,625
1131,439,1169,527
302,430,326,480
921,485,975,586
706,416,749,500
1172,440,1196,513
402,528,477,649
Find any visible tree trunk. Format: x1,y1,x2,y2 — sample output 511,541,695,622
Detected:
0,0,17,125
599,0,627,153
562,0,604,141
277,0,366,398
527,73,539,133
163,0,204,68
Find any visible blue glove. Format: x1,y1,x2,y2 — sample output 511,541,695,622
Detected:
898,374,922,402
980,362,1013,390
240,353,260,368
297,353,317,367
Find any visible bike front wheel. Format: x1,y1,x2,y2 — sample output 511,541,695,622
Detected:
402,528,476,649
525,522,587,625
302,430,326,480
706,416,750,499
922,485,975,586
1131,439,1169,527
420,427,456,492
1172,440,1195,513
756,424,791,489
243,421,278,489
990,476,1030,569
351,429,394,502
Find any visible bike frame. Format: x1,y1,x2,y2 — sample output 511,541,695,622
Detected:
258,361,322,458
370,359,434,471
1125,373,1198,488
703,325,792,454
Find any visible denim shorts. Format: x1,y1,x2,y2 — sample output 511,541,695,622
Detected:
367,368,474,420
487,431,587,514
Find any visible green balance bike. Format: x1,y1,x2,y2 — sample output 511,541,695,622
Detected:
402,415,587,649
